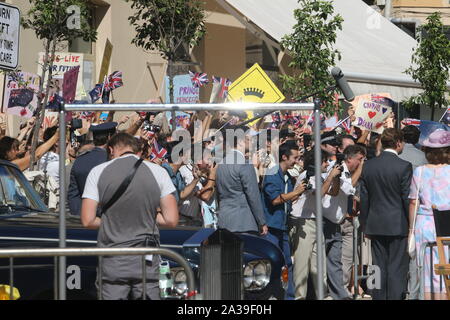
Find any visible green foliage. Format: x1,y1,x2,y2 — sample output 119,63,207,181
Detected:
404,12,450,120
280,0,343,115
126,0,206,62
21,0,97,44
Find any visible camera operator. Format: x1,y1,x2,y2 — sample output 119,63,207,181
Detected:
289,150,342,300
322,144,366,300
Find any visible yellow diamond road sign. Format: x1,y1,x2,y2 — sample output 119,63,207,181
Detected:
227,63,285,104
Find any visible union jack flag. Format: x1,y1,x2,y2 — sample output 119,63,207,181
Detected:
402,118,421,127
266,112,280,129
81,111,95,119
371,94,396,108
441,107,450,125
101,76,111,103
189,71,209,88
340,117,352,133
293,116,302,128
150,140,168,161
89,84,103,103
46,94,64,110
106,71,123,91
306,111,314,126
213,76,231,98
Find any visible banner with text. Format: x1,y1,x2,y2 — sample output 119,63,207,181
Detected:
38,52,84,100
352,93,395,134
165,74,198,129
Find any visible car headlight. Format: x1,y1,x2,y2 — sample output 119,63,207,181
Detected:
243,265,254,289
243,260,271,291
254,262,270,288
170,268,188,296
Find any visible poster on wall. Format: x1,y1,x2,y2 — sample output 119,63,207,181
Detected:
38,52,84,100
2,71,40,118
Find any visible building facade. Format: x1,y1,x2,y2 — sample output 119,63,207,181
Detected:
2,0,268,134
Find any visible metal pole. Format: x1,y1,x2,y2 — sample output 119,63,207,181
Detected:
54,256,58,300
58,108,66,300
142,255,147,300
384,0,392,19
353,221,358,299
98,256,103,300
9,257,13,300
313,98,324,300
64,102,315,112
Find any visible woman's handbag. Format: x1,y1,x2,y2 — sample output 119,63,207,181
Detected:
408,167,423,259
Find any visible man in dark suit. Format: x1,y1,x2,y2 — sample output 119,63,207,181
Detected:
68,122,117,216
360,128,412,300
215,125,268,236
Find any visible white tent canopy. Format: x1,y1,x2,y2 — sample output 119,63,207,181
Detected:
222,0,426,101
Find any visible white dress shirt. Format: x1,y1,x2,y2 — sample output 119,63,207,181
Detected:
384,148,398,156
290,171,320,219
322,162,355,224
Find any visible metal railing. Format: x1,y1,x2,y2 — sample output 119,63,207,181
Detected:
0,247,195,300
59,102,323,299
418,240,449,300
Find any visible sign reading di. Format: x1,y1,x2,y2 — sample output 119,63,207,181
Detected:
0,4,20,70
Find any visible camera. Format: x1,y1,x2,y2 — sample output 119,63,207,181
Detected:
303,134,312,149
70,118,83,130
335,153,346,177
199,176,208,185
137,111,159,121
143,121,161,133
302,165,315,191
336,153,346,166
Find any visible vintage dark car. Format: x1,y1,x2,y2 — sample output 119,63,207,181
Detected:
0,160,288,300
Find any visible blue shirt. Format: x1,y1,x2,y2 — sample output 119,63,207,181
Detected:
262,166,294,231
161,163,185,203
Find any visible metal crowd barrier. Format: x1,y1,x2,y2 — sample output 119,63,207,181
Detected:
417,241,448,300
0,247,195,300
59,102,324,299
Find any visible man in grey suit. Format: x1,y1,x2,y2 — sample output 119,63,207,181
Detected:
398,125,427,300
215,125,268,235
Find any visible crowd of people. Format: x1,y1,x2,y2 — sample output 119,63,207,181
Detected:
0,106,448,300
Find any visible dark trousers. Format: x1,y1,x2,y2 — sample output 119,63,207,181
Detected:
264,227,295,300
324,218,350,300
371,235,409,300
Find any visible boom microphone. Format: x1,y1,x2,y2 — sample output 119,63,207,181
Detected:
331,67,355,102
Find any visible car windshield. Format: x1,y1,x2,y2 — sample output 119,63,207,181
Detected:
0,164,47,214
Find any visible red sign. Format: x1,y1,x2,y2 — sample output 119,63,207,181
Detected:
63,66,80,103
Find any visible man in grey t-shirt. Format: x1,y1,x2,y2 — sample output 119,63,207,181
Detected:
81,133,178,300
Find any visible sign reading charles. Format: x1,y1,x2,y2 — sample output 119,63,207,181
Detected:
0,3,20,70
